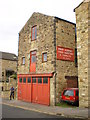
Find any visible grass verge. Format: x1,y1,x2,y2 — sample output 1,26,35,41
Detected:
56,102,77,108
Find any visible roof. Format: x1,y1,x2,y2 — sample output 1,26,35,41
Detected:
74,0,90,11
0,51,17,61
55,17,75,25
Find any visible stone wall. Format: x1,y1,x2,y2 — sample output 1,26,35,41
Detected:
0,59,17,98
88,1,90,108
55,18,78,103
1,78,17,99
18,12,55,74
18,12,78,105
18,12,56,105
0,59,2,94
2,59,17,88
75,1,89,107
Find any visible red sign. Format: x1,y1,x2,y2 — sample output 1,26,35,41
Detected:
57,46,74,61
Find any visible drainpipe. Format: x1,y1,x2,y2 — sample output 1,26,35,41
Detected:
16,33,19,100
53,17,56,106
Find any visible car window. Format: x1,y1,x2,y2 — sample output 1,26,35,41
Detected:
63,90,74,96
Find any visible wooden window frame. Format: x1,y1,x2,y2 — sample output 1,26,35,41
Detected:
27,77,31,83
31,25,37,41
19,78,22,83
30,50,37,64
43,77,48,84
42,52,47,62
23,77,26,83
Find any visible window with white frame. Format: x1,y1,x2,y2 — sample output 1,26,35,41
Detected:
22,57,25,65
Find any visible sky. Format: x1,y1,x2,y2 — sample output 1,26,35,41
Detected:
0,0,83,56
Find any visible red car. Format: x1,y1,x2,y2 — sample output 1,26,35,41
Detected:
61,88,79,106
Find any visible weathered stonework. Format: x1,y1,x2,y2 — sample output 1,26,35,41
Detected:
18,12,77,105
55,19,78,103
0,52,17,99
75,0,90,108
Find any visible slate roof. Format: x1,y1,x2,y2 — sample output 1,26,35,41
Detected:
0,51,17,61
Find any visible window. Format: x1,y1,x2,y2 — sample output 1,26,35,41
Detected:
19,78,22,83
43,77,48,84
38,78,42,83
6,79,9,83
28,78,31,83
2,86,3,91
42,53,47,62
75,48,78,67
63,90,74,96
31,51,36,63
2,72,4,76
31,56,36,63
23,78,26,83
32,78,36,83
6,70,14,77
22,57,25,65
31,26,37,40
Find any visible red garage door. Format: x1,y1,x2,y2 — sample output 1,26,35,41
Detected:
32,77,50,105
26,77,32,102
18,76,50,106
18,77,32,102
18,78,23,100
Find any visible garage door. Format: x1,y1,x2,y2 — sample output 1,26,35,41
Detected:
18,76,50,106
18,77,32,102
32,77,50,105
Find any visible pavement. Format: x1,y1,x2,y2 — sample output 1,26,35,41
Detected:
1,98,90,119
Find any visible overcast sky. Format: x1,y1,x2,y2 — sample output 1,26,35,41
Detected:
0,0,83,55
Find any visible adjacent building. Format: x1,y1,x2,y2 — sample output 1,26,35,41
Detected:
0,52,17,98
17,12,78,106
75,0,90,108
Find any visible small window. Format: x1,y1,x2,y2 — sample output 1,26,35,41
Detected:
2,86,3,91
42,53,47,62
6,79,9,83
2,72,4,76
43,77,48,84
22,57,25,65
28,77,31,83
23,78,26,83
31,26,37,40
38,78,42,83
19,78,22,83
31,56,36,63
32,78,36,83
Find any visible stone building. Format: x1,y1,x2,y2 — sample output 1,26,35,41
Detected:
18,12,78,106
74,0,90,108
0,52,17,98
